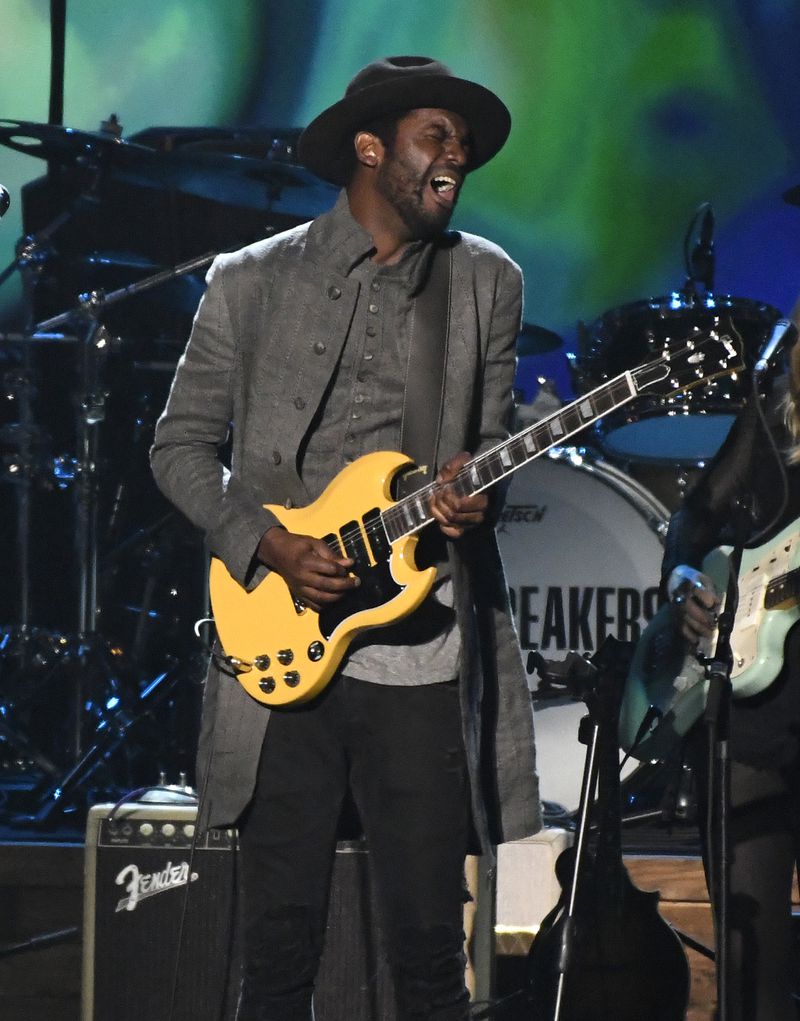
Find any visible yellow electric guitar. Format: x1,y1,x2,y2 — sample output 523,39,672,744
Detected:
210,325,743,707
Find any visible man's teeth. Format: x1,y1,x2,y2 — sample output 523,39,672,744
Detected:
431,176,456,194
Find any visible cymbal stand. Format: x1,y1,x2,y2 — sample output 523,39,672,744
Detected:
0,206,76,636
33,250,217,764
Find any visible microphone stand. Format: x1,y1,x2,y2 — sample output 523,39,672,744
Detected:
702,542,741,1021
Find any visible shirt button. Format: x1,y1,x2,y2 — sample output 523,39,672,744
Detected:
368,303,379,314
365,325,377,337
370,280,381,292
364,351,374,361
313,341,326,355
352,412,361,420
357,371,368,382
272,451,281,465
294,397,305,410
327,285,342,300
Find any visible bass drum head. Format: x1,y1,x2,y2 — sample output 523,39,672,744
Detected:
575,294,780,464
496,448,669,813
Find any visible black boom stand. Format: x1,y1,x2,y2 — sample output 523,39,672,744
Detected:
701,543,741,1021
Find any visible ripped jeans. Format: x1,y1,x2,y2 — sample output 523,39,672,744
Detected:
236,675,472,1021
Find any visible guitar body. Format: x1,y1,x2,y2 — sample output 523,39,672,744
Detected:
529,640,689,1021
529,861,689,1021
208,451,437,707
620,519,800,759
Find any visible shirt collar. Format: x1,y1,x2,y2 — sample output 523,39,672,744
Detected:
307,190,438,294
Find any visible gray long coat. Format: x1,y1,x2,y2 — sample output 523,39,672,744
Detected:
150,196,541,851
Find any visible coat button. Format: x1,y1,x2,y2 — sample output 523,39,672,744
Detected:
272,450,281,465
294,396,306,410
327,285,342,300
313,340,326,355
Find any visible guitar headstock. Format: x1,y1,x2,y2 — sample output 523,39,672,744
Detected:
631,316,746,397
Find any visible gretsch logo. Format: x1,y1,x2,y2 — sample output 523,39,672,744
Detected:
114,860,198,913
497,503,548,532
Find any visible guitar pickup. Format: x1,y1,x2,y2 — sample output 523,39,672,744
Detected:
340,519,372,575
363,507,389,561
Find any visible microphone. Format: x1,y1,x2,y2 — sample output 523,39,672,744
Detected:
688,205,715,292
0,185,10,218
754,317,797,375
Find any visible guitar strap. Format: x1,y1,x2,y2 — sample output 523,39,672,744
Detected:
398,241,453,491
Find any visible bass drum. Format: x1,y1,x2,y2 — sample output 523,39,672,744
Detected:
574,294,780,464
496,448,669,814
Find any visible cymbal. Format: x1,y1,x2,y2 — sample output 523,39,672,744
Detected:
0,119,159,167
517,322,563,355
0,119,338,216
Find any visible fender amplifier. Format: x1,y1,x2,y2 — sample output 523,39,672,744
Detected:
82,803,396,1020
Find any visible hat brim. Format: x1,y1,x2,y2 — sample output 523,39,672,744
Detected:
297,74,511,186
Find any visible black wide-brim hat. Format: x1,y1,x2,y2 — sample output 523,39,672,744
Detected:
297,55,511,186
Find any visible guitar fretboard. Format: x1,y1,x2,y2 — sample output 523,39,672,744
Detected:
766,567,800,610
383,372,639,542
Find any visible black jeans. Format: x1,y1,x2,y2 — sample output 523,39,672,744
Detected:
236,675,472,1021
688,736,800,1021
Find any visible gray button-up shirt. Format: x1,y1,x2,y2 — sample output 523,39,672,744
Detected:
299,196,459,685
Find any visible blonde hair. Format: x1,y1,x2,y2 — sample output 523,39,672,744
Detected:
783,298,800,463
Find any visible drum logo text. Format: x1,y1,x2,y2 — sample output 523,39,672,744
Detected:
509,584,661,652
497,503,547,532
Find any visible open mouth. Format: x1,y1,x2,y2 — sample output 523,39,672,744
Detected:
430,174,458,201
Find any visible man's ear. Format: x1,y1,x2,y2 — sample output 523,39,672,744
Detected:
354,130,384,170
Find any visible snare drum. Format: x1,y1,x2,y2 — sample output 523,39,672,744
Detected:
496,448,669,811
575,294,780,464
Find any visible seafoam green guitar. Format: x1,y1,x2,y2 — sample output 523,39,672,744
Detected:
620,518,800,761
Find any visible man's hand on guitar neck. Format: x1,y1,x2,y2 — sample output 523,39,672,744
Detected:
668,564,720,645
429,451,489,539
257,527,358,613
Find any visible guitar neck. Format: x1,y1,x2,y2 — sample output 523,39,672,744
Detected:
383,369,644,542
765,566,800,609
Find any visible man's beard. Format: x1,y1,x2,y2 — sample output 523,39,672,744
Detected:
375,157,455,240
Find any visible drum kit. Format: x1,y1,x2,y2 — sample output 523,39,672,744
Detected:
0,117,338,827
507,206,782,820
0,120,782,831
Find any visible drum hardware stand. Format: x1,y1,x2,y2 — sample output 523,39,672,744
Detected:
0,213,84,785
31,249,218,766
15,658,186,827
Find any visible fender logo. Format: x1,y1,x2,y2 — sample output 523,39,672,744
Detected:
114,861,198,913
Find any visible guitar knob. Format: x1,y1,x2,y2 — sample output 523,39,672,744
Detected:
283,671,301,687
254,654,271,671
258,677,276,694
308,641,324,662
277,649,294,665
